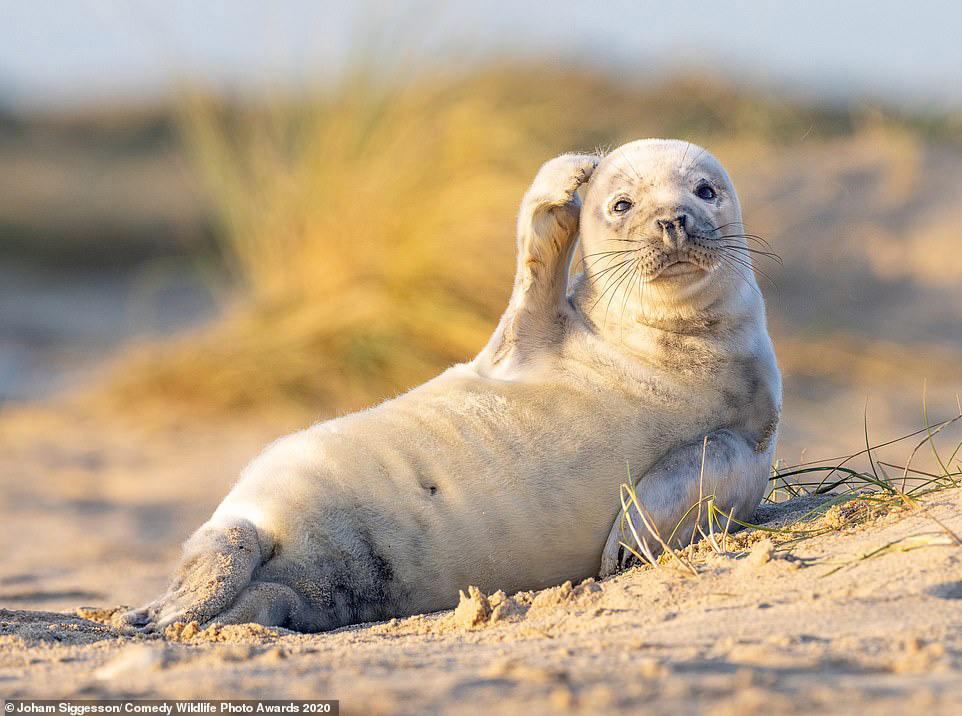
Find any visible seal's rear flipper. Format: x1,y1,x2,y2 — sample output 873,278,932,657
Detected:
478,153,599,376
120,517,263,630
206,581,308,628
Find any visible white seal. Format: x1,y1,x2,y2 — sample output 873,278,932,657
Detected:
123,139,780,632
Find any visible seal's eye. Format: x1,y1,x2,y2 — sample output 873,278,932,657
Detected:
695,183,717,201
611,198,633,214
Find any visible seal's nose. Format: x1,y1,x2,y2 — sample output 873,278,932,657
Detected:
656,214,689,248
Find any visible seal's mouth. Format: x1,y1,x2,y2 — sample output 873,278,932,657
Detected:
625,229,719,280
655,260,704,278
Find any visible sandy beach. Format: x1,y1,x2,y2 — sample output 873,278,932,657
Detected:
1,401,960,715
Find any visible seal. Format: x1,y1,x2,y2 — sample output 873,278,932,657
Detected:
122,139,780,632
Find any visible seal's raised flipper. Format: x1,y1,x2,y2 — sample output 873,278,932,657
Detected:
120,518,264,630
598,429,773,578
477,153,599,376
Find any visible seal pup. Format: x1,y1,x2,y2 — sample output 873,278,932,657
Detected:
122,139,780,631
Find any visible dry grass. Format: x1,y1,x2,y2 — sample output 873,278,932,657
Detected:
101,61,954,416
614,403,962,578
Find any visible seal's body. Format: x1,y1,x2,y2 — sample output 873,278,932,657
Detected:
124,140,780,632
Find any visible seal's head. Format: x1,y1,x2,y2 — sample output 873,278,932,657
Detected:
579,139,754,323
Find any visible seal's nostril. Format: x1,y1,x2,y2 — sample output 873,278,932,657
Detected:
657,214,688,230
657,214,690,248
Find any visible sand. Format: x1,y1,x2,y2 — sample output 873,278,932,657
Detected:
1,403,961,715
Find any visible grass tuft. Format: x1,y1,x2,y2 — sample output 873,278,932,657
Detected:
615,403,962,577
100,60,945,416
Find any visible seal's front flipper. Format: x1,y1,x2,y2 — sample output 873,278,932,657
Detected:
478,153,599,376
598,429,772,578
120,518,263,630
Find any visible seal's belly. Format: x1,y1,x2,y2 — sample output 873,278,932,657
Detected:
217,365,712,613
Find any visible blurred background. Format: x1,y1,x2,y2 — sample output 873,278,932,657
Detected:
2,0,961,458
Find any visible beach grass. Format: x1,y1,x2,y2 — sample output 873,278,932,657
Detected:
102,58,933,416
614,400,962,576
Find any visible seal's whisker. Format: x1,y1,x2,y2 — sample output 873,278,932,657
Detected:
608,164,639,186
718,232,770,243
581,249,639,260
588,262,633,316
686,146,709,170
580,255,634,276
592,254,638,313
722,249,782,266
719,250,783,270
722,252,779,290
589,259,638,311
633,267,651,322
718,253,778,294
717,231,770,242
718,250,762,277
717,243,784,266
579,249,640,273
592,256,638,277
603,258,639,328
709,224,776,252
580,255,626,274
717,254,763,299
708,221,744,233
619,149,645,183
718,232,778,254
716,253,753,281
711,239,778,250
679,142,692,171
620,262,644,336
600,255,639,294
590,257,638,284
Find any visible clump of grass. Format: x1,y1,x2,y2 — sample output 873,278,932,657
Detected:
105,59,947,416
615,401,962,577
112,68,541,413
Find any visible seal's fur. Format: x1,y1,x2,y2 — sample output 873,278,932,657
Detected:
123,140,780,632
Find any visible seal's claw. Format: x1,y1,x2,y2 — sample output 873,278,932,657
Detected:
525,153,600,210
599,551,619,580
599,534,633,579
